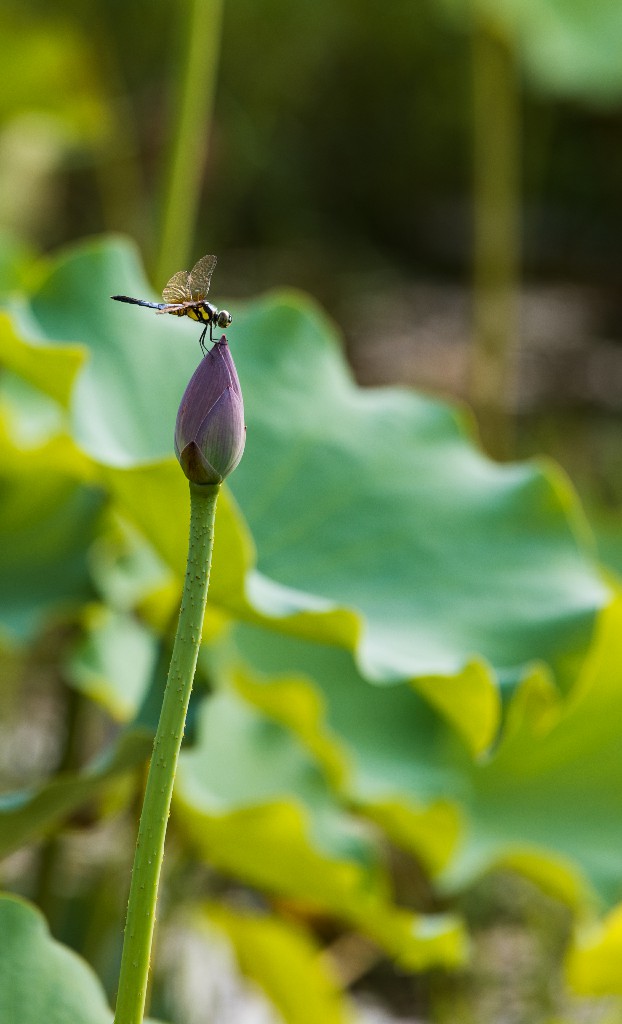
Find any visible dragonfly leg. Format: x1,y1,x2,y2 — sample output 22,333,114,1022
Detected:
198,323,208,355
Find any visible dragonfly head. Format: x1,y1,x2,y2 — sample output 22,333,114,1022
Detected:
217,309,232,329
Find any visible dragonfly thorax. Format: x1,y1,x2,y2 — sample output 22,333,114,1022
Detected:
186,301,218,325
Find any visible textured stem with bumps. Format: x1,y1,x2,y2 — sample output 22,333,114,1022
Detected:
113,482,219,1024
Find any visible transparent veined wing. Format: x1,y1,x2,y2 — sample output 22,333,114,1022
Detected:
188,254,217,300
162,270,192,303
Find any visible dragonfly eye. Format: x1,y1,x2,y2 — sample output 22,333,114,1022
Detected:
217,310,232,328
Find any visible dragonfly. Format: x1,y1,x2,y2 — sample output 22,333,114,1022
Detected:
111,254,232,354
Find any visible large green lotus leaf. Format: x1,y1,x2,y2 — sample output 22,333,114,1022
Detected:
0,236,607,703
0,425,104,643
0,895,114,1024
0,728,152,859
228,296,605,694
439,0,622,102
203,904,355,1024
226,614,622,905
446,591,622,905
221,623,468,874
106,466,495,753
174,690,466,969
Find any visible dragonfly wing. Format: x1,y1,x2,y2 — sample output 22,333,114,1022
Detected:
156,303,188,314
162,270,192,303
155,301,203,314
188,254,217,300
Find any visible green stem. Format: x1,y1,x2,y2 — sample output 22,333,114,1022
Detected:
113,482,219,1024
154,0,225,283
470,16,521,459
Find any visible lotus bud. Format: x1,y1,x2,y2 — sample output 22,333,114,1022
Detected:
174,337,246,485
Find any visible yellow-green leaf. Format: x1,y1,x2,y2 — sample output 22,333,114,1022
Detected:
204,905,354,1024
567,903,622,996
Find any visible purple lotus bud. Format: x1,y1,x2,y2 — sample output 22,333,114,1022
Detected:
174,338,246,485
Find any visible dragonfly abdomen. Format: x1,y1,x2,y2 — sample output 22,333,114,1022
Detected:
111,295,167,310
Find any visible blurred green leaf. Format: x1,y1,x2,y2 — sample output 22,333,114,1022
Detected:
66,606,158,721
439,0,622,102
0,894,166,1023
0,728,151,859
0,237,608,712
88,513,175,614
205,904,355,1024
0,307,85,407
0,231,36,295
174,690,466,969
0,428,104,642
0,372,66,448
0,894,114,1024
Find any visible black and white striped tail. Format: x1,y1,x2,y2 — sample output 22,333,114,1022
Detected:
111,295,166,309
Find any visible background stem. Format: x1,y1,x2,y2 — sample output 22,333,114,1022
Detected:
154,0,225,283
113,482,219,1024
470,16,521,460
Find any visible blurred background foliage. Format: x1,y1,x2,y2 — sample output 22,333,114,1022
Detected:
2,1,622,1022
4,0,622,274
2,0,622,481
